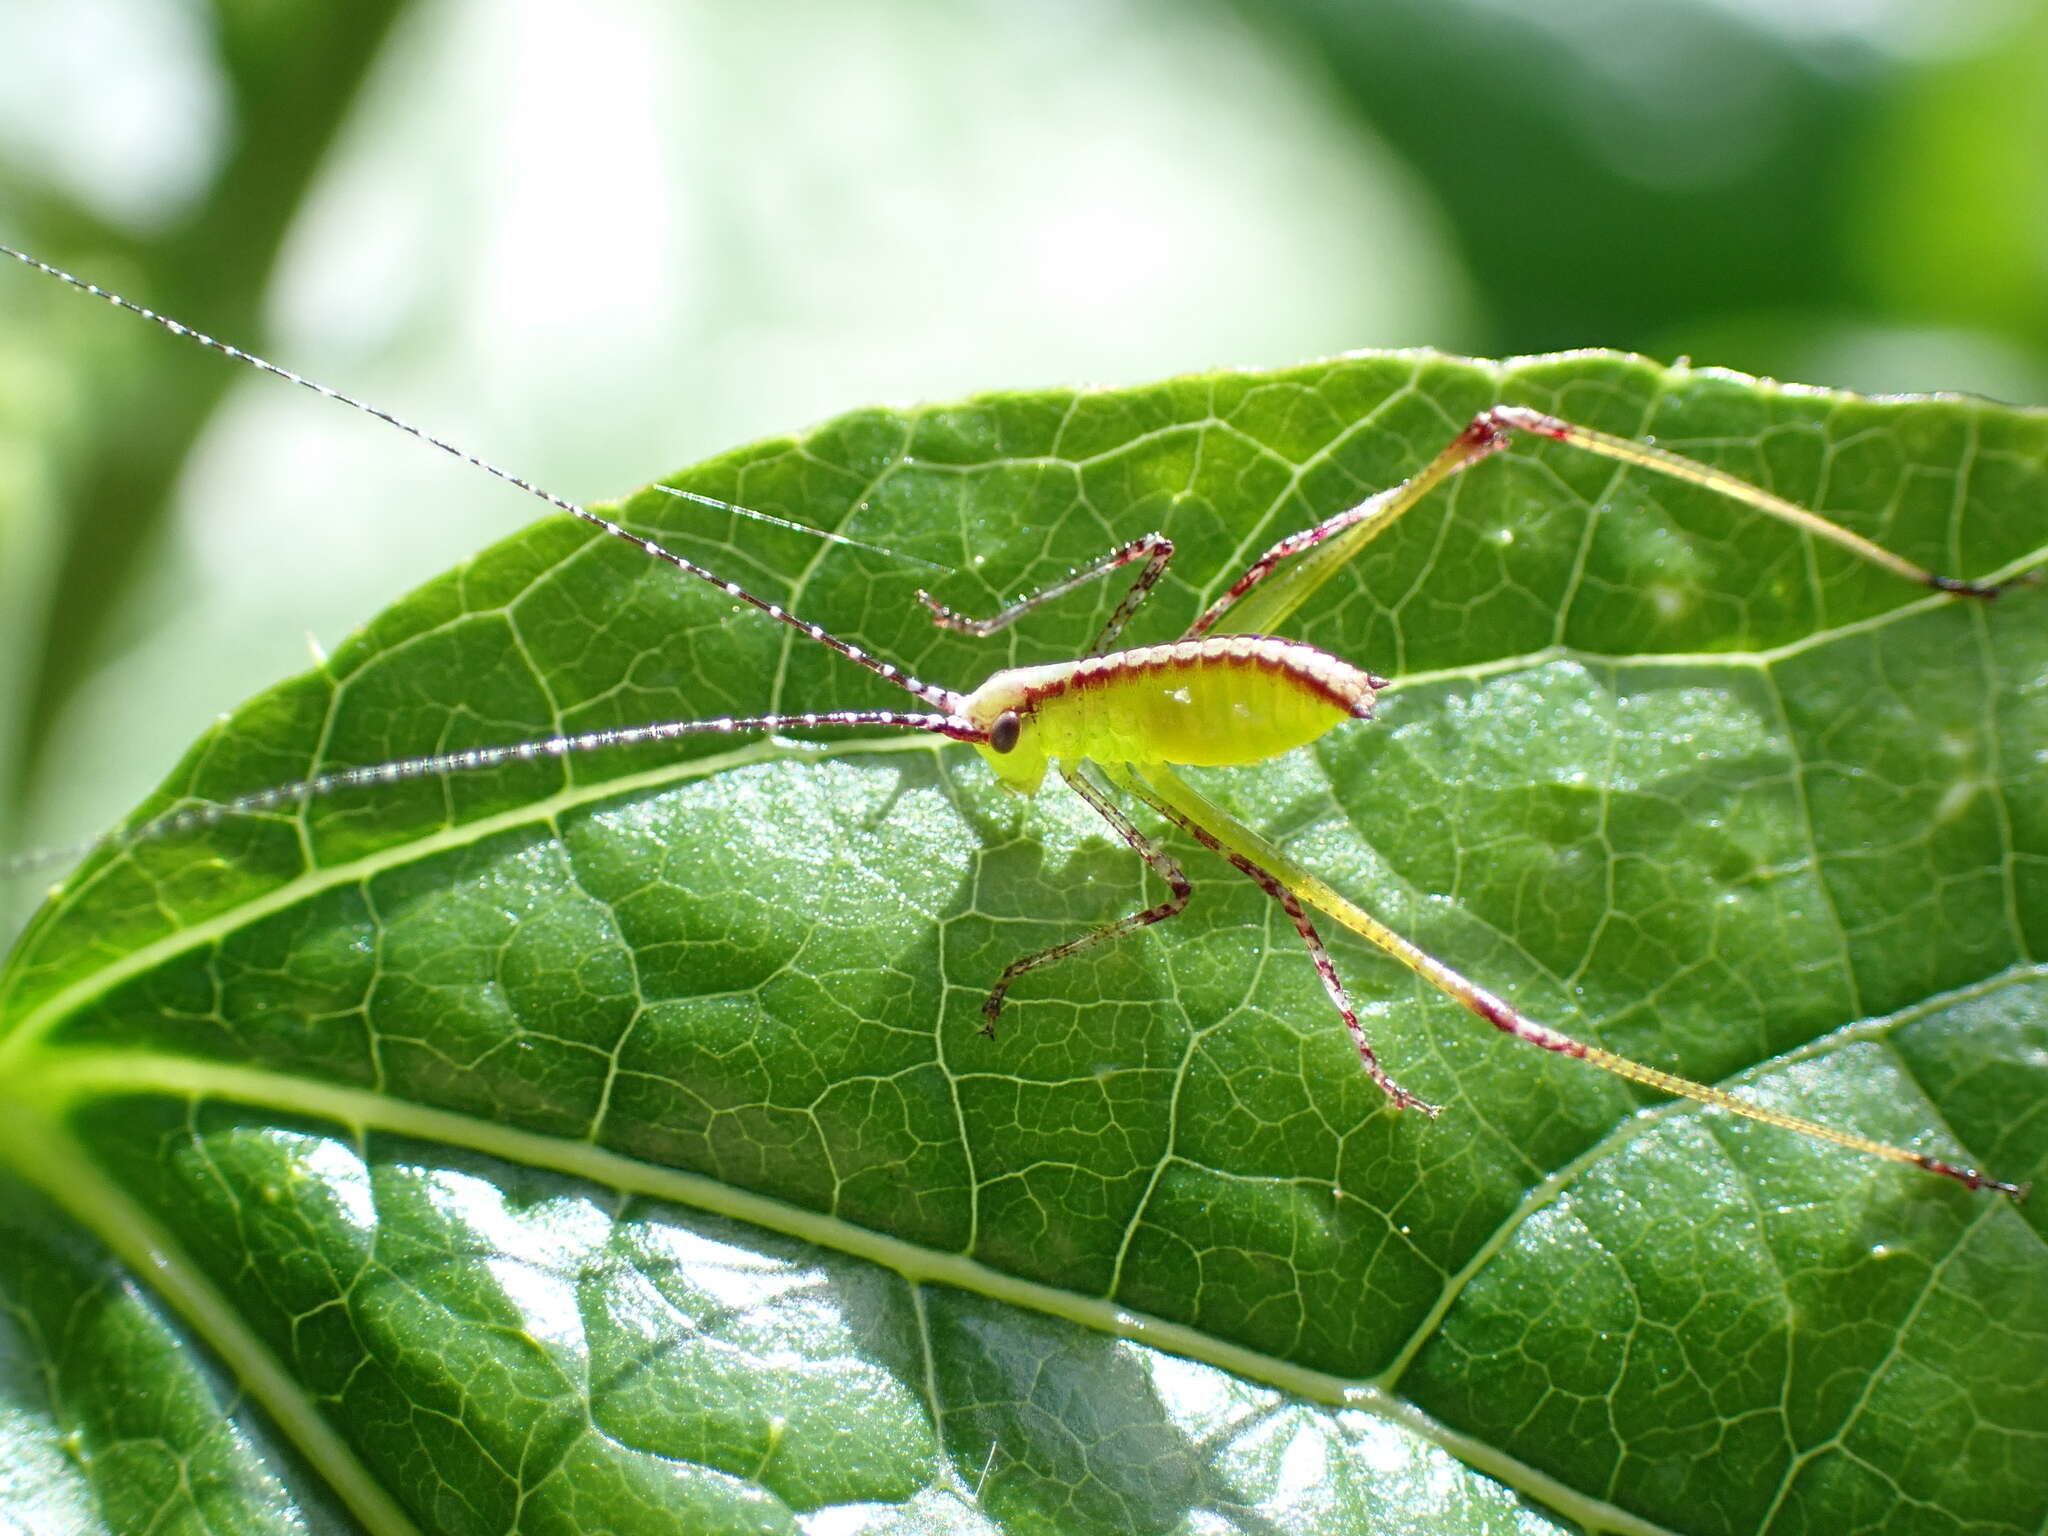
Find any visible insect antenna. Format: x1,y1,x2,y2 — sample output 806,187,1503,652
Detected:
0,244,969,717
653,485,956,574
3,704,982,886
2,245,993,892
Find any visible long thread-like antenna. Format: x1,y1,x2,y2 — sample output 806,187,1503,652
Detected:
0,706,982,882
654,486,956,574
0,245,965,715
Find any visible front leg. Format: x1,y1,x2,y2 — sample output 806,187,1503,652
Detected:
978,763,1191,1035
920,532,1174,657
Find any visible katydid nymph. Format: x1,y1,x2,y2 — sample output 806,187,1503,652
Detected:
2,244,2032,1200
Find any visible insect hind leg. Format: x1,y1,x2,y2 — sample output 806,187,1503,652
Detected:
978,764,1191,1036
1185,399,2031,645
1133,764,2026,1198
1484,404,2029,599
1109,766,1439,1115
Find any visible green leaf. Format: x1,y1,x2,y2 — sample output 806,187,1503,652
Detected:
3,353,2044,1535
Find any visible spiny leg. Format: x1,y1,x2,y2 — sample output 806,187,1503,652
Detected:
979,764,1191,1037
1188,403,2026,643
1131,762,2028,1199
925,396,2025,659
1492,406,2032,598
1107,768,1438,1115
920,532,1175,656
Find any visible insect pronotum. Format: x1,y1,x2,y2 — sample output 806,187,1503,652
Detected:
2,243,2031,1200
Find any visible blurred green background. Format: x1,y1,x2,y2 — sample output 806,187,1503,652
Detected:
3,0,2046,885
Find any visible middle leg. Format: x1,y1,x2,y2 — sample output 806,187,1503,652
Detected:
1108,765,1439,1114
978,763,1193,1035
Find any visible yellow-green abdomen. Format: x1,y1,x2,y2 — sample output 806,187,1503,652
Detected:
963,635,1380,790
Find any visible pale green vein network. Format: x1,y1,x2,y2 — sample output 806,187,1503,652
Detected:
12,943,2038,1535
3,355,2043,1535
20,1040,1978,1536
5,584,1998,1065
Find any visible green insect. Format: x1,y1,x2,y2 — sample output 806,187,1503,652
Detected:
2,243,2030,1199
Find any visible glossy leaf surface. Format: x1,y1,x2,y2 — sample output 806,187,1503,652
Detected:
3,354,2044,1534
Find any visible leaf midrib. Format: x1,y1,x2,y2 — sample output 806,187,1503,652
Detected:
33,968,2040,1536
9,1047,1722,1536
5,575,2036,1536
0,1090,425,1536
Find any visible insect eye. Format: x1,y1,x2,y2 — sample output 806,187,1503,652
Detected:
989,711,1022,754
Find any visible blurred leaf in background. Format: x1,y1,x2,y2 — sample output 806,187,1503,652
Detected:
1238,0,2048,399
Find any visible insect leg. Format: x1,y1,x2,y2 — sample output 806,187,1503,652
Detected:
1185,415,1520,639
1191,403,2029,642
1106,766,1437,1113
978,763,1191,1037
1486,405,2034,597
1131,763,2027,1197
920,532,1174,655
